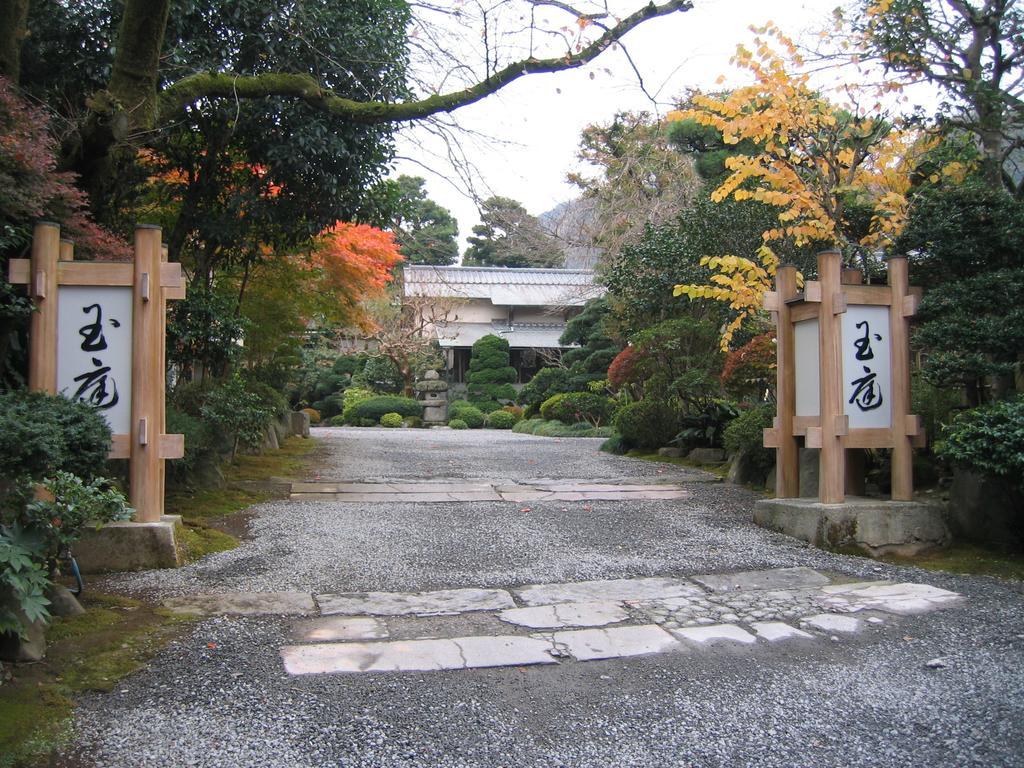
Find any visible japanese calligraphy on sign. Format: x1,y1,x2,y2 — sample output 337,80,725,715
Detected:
57,286,133,434
841,306,891,429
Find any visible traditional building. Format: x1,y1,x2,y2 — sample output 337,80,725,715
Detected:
402,265,604,384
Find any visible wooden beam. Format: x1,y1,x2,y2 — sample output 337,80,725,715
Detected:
108,434,131,459
817,251,845,503
772,265,801,498
842,284,893,306
7,259,184,288
888,256,915,500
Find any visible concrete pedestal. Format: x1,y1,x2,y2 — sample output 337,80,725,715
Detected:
74,515,183,573
754,497,950,557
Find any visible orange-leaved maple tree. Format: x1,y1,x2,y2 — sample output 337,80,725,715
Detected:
667,24,938,349
310,222,404,330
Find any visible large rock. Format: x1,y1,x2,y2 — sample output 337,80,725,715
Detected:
687,447,726,464
799,447,819,498
261,424,280,451
657,447,683,458
74,516,182,573
46,584,84,617
948,469,1023,550
727,449,769,487
0,587,46,662
290,411,311,438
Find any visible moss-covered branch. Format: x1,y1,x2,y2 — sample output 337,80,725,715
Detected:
158,0,693,125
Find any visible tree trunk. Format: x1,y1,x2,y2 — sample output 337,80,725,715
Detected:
0,0,29,82
107,0,171,132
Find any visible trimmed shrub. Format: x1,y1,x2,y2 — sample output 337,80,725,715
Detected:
540,392,611,426
450,406,484,428
448,418,468,430
0,390,112,483
600,434,628,454
512,418,546,434
502,405,524,418
380,412,404,428
448,400,475,417
301,407,321,425
405,415,423,428
327,415,346,426
517,367,573,411
486,410,518,429
339,387,375,422
346,396,422,424
200,375,274,460
613,400,681,450
466,334,517,403
469,399,503,414
723,404,776,477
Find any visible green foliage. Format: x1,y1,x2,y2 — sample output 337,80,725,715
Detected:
466,335,517,403
345,396,422,424
379,412,404,428
913,267,1024,395
166,406,221,488
384,175,459,265
673,401,740,451
468,400,503,415
0,524,51,635
448,404,484,428
517,367,574,412
353,356,404,394
539,392,611,426
613,400,682,450
599,434,629,454
723,404,776,476
0,391,111,484
485,410,518,429
328,415,347,427
560,299,622,389
938,397,1024,487
200,375,273,461
166,287,248,381
339,388,375,422
448,418,469,430
242,379,289,418
463,196,563,268
631,317,724,410
912,375,962,449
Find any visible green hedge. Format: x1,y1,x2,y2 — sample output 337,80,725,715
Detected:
722,404,776,477
448,418,468,430
613,400,681,450
345,396,422,424
486,410,518,429
938,397,1024,486
539,392,611,426
380,412,404,428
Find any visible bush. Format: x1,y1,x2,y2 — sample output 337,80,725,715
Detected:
353,356,404,394
468,399,503,415
450,405,484,428
672,401,740,451
200,375,274,460
600,434,628,454
517,367,573,411
466,335,517,403
722,404,775,477
339,387,375,422
244,379,289,418
448,418,468,430
486,410,518,429
405,415,423,428
302,407,321,425
613,400,681,450
0,390,112,484
327,415,346,427
166,406,222,487
539,392,611,426
380,412,404,428
938,397,1024,486
512,418,547,434
346,396,422,424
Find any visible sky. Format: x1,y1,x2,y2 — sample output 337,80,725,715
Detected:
391,0,849,257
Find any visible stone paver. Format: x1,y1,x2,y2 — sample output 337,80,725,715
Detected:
749,621,814,642
280,635,557,674
801,614,865,634
548,625,679,661
693,566,831,592
672,624,758,645
161,591,316,616
317,587,515,616
291,617,389,642
514,576,702,606
497,601,629,629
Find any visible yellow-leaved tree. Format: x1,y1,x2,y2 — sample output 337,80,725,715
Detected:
668,23,937,349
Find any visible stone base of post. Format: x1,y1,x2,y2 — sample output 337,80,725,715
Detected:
72,516,182,573
753,497,950,557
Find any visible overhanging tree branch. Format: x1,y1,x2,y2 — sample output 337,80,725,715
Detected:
158,0,693,125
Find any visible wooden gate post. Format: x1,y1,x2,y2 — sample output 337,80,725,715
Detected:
773,265,799,497
28,221,60,393
130,225,165,523
817,250,846,504
888,256,915,501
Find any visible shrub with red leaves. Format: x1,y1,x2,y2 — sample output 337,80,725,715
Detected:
720,332,776,402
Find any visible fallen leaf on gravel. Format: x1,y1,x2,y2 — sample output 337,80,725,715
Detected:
520,507,531,513
583,505,593,512
207,642,218,650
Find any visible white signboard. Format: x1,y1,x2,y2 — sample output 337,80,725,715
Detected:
57,286,133,435
842,305,892,429
794,318,820,417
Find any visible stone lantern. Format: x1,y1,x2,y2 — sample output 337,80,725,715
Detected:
415,370,449,425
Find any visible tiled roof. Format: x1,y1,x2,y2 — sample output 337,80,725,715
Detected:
403,265,597,287
403,265,604,306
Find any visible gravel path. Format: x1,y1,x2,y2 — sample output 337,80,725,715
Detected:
74,428,1024,767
